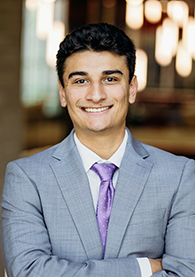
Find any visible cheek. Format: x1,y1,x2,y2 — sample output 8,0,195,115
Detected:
113,87,129,105
65,90,84,114
65,89,77,106
115,90,130,115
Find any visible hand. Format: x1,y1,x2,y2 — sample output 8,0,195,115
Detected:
148,258,162,274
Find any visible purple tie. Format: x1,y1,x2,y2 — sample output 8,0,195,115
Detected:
91,162,117,258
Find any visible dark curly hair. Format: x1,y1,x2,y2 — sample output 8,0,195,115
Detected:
56,23,136,88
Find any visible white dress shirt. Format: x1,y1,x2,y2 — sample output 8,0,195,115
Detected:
74,130,152,277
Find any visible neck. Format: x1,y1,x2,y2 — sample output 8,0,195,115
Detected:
75,128,126,160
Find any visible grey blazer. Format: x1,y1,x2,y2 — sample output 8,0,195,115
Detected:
1,129,195,276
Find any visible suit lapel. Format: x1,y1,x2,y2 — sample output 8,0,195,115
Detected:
49,130,154,260
50,132,102,260
105,131,154,259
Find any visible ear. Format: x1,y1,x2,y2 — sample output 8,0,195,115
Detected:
129,75,138,104
58,80,67,107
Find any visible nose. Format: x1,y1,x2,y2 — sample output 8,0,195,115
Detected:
85,81,107,103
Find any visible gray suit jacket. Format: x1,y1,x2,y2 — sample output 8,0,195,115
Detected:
1,129,195,276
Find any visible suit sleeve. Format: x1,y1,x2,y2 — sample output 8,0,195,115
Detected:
1,161,141,277
152,159,195,276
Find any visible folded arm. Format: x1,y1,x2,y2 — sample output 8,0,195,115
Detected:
2,159,195,276
150,159,195,276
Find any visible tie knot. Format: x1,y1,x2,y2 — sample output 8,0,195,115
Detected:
91,163,117,182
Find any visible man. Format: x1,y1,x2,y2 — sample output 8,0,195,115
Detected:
1,23,195,276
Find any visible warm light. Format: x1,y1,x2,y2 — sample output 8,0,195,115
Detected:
176,40,192,77
46,21,65,67
126,0,143,5
126,2,144,29
25,0,39,11
155,28,169,66
145,0,162,23
162,18,178,56
36,1,54,40
185,17,195,60
167,1,189,27
43,0,56,2
155,26,172,66
135,49,148,91
155,18,178,66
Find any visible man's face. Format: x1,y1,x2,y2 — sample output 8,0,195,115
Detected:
59,50,138,138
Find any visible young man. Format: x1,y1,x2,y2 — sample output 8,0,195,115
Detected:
1,23,195,276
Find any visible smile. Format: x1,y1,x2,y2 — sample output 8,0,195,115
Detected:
83,106,111,113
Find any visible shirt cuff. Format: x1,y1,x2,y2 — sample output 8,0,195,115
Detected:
137,258,152,277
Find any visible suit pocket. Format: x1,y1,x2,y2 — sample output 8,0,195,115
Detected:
130,208,166,225
121,208,167,257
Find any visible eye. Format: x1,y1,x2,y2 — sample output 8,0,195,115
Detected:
75,79,88,84
104,77,117,83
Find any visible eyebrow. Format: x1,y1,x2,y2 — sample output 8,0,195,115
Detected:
102,70,123,76
68,71,88,79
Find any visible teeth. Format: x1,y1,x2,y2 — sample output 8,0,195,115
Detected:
84,107,109,113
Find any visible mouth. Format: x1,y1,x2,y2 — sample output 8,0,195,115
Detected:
82,106,112,113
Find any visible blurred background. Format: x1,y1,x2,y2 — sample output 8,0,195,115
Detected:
0,0,195,275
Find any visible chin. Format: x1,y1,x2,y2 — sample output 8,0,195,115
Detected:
87,125,113,134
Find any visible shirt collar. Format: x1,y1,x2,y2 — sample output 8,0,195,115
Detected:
74,130,128,172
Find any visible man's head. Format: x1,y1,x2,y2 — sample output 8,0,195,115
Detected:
56,23,136,88
57,23,138,143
